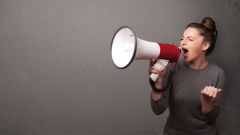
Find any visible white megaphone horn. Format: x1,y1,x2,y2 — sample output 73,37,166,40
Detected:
111,26,181,70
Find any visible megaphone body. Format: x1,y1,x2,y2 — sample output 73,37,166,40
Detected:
111,26,181,70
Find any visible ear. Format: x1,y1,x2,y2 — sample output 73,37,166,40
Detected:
202,41,210,51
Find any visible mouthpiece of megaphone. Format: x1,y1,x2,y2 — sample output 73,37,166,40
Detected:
111,26,181,69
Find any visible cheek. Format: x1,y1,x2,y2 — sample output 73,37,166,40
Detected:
189,43,203,56
192,46,202,53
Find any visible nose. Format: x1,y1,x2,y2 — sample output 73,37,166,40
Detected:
180,39,186,47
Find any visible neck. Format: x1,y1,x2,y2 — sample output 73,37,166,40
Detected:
186,55,208,70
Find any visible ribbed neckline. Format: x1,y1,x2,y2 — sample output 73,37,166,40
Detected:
183,61,210,73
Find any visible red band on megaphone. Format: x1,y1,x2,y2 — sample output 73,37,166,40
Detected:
158,43,181,62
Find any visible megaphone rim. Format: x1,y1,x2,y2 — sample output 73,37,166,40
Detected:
110,26,137,69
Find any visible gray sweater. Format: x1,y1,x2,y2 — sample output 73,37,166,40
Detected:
150,59,225,135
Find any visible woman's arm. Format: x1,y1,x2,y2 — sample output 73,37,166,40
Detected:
200,69,225,123
149,59,171,115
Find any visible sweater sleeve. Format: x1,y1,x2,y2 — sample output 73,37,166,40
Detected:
149,63,175,115
203,69,225,123
150,90,169,115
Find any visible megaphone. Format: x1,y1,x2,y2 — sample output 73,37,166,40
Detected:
111,26,181,69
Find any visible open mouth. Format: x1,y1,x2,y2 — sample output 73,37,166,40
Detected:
182,48,189,54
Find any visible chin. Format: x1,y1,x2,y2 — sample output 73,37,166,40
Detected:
184,59,189,64
184,57,193,64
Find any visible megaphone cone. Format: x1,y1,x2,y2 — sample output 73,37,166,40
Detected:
111,26,181,69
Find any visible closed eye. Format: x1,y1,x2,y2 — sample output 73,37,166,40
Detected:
187,37,195,41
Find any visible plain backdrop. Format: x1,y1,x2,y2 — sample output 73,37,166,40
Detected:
0,0,240,135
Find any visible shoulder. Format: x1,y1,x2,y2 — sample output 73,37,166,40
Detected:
208,62,225,75
208,63,225,86
208,63,226,90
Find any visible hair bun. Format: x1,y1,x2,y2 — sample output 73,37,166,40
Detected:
201,17,216,31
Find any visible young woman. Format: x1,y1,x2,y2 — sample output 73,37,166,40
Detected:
149,17,225,135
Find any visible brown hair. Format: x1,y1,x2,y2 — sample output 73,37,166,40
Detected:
186,17,218,55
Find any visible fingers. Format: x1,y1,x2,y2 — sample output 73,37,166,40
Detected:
148,66,166,75
148,67,159,74
201,86,221,99
149,59,167,75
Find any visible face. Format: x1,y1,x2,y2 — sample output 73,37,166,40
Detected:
180,27,209,63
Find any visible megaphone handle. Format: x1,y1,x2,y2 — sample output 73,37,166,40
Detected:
149,71,175,92
149,73,159,82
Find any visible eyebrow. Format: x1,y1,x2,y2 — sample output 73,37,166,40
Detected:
181,35,196,39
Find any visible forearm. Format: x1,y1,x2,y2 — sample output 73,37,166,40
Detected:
200,85,223,123
151,89,162,102
202,105,220,123
150,89,168,115
201,101,220,123
201,101,214,113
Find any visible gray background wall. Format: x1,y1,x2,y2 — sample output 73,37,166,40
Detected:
0,0,239,135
